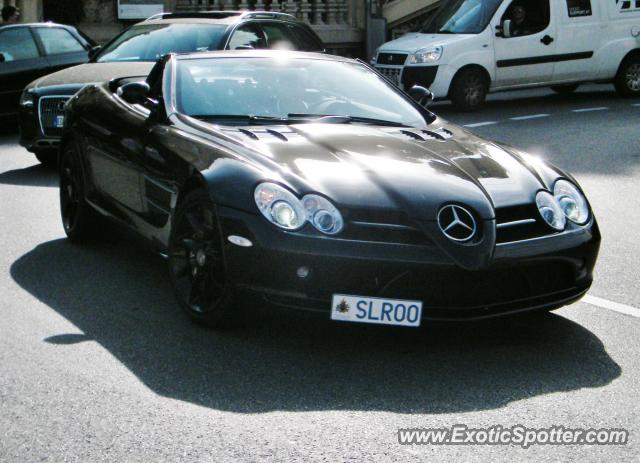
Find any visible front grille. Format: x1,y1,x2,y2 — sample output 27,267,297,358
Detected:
38,96,71,137
495,204,556,243
375,66,402,86
341,208,430,246
377,53,408,66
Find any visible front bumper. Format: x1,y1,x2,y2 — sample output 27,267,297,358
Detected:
217,206,600,321
19,94,71,153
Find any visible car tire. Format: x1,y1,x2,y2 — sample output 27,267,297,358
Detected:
59,140,102,243
614,55,640,98
450,67,488,112
168,189,235,328
550,84,579,95
35,150,58,167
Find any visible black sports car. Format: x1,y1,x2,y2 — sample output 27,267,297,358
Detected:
59,51,600,328
19,11,323,165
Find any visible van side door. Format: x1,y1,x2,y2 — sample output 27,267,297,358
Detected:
492,0,557,88
551,0,600,82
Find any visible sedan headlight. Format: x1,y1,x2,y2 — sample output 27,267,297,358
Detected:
19,90,34,109
408,46,443,64
254,183,344,235
255,183,306,230
553,179,589,224
536,190,566,231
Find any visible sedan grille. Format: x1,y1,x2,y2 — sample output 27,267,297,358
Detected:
495,204,556,243
375,66,403,87
38,96,72,137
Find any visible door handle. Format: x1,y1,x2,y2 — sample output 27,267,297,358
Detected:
541,35,554,45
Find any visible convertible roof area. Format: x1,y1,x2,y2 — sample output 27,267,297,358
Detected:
172,49,353,63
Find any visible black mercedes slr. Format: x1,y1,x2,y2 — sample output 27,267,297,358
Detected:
59,51,600,328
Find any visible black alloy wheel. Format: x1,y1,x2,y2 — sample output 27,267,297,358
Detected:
168,189,234,327
59,140,100,242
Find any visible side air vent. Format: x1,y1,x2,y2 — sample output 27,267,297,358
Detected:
495,204,556,243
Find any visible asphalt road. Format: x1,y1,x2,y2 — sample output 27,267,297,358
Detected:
1,84,639,462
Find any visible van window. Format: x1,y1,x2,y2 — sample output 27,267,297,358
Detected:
501,0,550,37
566,0,592,17
422,0,502,34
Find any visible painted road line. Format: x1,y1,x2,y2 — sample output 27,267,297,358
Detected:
463,121,498,128
572,107,608,113
509,114,550,121
583,295,640,318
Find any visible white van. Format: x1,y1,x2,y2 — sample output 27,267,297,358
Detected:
373,0,640,110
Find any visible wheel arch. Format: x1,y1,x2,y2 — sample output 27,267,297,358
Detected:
616,48,640,75
448,64,492,98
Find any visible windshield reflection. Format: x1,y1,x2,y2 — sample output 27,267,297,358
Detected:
421,0,502,34
97,24,227,63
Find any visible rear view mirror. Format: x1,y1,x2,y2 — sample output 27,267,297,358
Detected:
408,85,434,107
118,81,151,105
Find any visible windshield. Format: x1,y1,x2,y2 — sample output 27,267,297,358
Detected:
421,0,502,34
96,24,227,63
174,57,428,128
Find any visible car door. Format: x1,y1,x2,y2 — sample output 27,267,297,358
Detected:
492,0,557,88
0,26,47,116
81,84,149,221
551,0,600,82
32,26,90,75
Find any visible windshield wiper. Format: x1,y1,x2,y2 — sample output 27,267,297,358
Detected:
191,114,290,124
287,113,410,127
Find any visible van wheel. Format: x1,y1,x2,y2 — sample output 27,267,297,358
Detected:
615,55,640,98
450,68,488,112
551,84,579,95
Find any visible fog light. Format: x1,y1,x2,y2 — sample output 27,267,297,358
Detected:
227,235,253,247
296,266,310,279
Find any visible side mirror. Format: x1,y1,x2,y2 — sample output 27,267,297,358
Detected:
501,19,512,38
88,45,102,60
118,81,151,105
0,53,5,63
408,85,433,107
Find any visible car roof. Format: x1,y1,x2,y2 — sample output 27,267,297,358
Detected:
143,10,301,26
0,22,77,30
172,49,354,63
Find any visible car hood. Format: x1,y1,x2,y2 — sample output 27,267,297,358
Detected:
377,33,473,54
32,61,155,89
210,118,551,222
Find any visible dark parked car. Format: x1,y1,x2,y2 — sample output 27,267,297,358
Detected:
0,23,94,125
18,11,324,165
58,51,600,328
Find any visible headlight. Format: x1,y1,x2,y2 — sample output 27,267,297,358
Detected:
536,191,566,231
409,46,443,64
553,179,589,224
19,90,34,109
254,183,344,235
302,194,344,235
254,183,305,230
